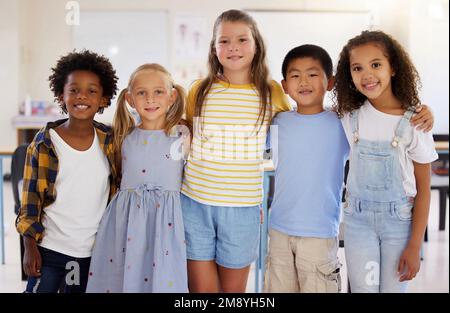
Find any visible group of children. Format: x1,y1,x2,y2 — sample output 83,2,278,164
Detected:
16,9,437,293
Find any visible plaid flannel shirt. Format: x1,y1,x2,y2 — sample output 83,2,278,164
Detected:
16,119,117,242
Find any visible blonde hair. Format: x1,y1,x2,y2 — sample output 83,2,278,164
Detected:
113,63,185,160
194,9,271,133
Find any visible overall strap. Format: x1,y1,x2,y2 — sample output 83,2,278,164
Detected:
349,109,360,143
392,110,414,147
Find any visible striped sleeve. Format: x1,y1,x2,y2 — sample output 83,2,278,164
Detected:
185,80,202,130
270,80,292,115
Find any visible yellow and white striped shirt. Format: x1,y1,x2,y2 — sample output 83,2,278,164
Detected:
182,79,291,207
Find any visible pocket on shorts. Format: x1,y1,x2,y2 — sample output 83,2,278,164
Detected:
316,259,342,293
342,198,355,216
394,203,413,222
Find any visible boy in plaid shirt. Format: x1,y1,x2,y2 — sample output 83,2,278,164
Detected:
16,50,118,293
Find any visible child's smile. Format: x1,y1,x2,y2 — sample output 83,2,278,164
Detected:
282,57,331,114
61,70,106,120
215,21,256,75
126,69,176,130
349,43,395,103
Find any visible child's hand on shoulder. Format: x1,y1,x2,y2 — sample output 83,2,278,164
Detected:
398,245,421,282
410,104,433,132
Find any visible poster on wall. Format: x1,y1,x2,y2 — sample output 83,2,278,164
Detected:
173,15,210,89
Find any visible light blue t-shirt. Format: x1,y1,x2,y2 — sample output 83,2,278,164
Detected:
269,110,350,238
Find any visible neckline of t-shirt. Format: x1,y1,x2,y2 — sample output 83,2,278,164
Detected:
215,79,255,90
365,101,405,119
49,128,98,153
135,127,165,133
291,109,329,119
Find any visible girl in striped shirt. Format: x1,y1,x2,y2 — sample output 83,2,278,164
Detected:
181,9,291,292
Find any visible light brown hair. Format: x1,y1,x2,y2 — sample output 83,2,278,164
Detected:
193,9,272,133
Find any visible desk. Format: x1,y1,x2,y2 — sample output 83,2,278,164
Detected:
0,150,13,264
254,160,274,292
12,114,64,145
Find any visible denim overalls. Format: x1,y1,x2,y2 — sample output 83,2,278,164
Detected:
343,108,415,293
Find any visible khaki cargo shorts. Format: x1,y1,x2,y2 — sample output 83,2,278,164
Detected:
264,228,342,293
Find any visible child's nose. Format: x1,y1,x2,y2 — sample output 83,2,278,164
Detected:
228,44,238,52
298,76,308,85
77,91,88,99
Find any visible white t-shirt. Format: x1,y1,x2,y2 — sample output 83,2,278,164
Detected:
341,101,438,197
39,129,110,258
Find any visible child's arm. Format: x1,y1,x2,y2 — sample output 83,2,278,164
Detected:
16,142,45,277
181,126,191,160
410,105,433,132
398,161,431,282
23,236,42,278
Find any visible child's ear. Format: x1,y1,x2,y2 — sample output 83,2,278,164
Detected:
327,76,335,91
100,97,108,108
58,94,64,104
281,80,289,94
125,92,134,108
170,87,178,105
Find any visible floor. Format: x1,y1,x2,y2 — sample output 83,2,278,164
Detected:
0,181,448,293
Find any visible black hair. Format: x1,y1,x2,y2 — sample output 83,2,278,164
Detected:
48,49,118,113
282,44,333,80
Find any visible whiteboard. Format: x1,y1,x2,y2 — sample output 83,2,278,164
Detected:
248,10,371,108
72,11,169,123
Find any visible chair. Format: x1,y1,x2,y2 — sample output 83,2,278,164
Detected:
430,134,449,232
11,144,29,281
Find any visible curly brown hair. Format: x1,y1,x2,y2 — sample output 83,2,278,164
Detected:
332,30,421,116
49,49,118,114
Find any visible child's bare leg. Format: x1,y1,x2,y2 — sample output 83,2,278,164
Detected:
187,260,220,293
218,264,251,293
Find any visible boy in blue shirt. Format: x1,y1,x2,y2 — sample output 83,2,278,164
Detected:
264,45,348,293
264,45,434,293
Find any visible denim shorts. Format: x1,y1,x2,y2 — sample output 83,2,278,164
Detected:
181,193,261,269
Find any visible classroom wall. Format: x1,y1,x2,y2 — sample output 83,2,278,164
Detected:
0,0,448,149
409,0,449,133
0,0,20,150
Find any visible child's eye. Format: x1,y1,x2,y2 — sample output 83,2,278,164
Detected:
90,89,98,94
219,40,228,44
155,90,165,95
137,91,146,96
239,38,247,43
351,66,362,72
290,74,299,78
309,74,318,77
69,88,77,93
372,62,381,68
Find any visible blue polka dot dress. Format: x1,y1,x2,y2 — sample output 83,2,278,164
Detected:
86,126,188,293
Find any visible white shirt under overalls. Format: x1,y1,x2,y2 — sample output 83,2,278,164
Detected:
341,101,438,198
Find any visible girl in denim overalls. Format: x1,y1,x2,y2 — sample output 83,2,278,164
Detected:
333,31,438,292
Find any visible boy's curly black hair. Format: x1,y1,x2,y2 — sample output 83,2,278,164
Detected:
49,49,118,114
332,30,421,117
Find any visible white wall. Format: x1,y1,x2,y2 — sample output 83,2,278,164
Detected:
409,0,449,134
15,0,420,106
0,0,448,149
0,0,20,150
